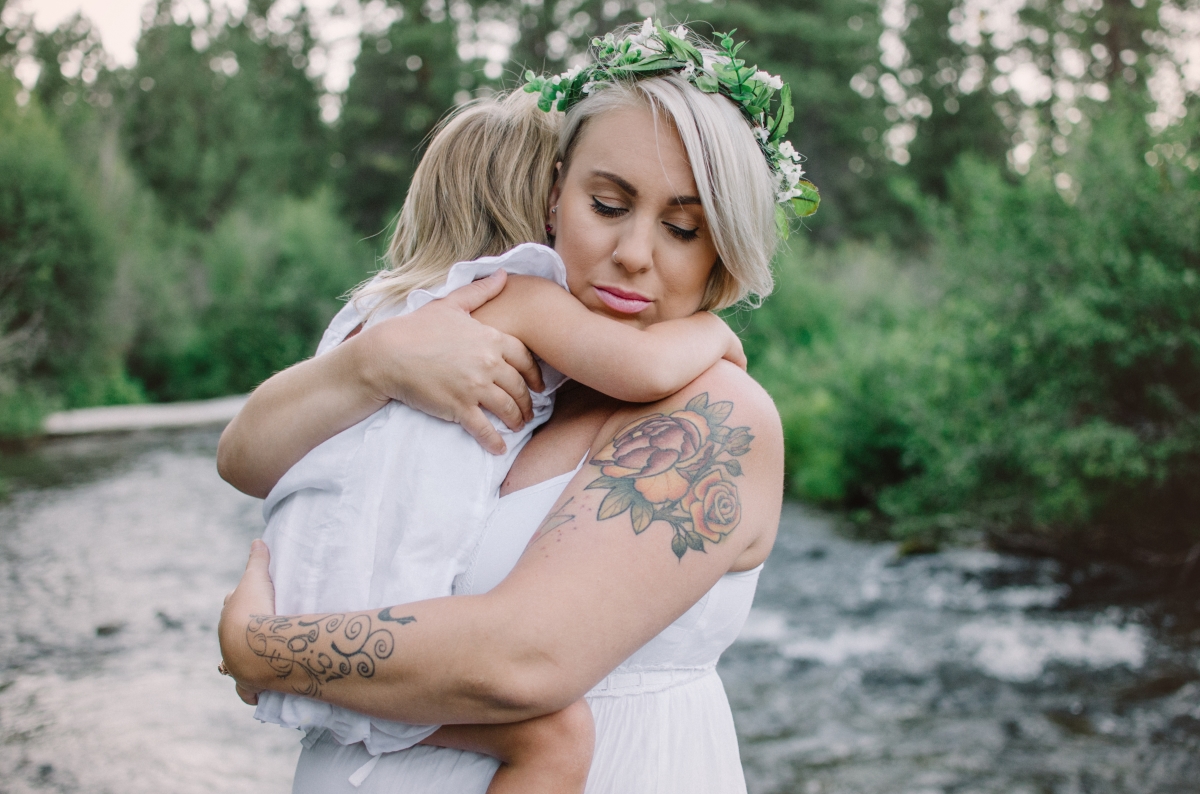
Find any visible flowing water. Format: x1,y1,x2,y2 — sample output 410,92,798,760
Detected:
0,430,1196,793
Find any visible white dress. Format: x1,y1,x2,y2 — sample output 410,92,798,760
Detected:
255,244,569,756
292,461,761,792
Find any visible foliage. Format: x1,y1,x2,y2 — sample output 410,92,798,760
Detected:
129,190,370,401
883,102,1200,548
738,239,923,510
124,0,330,228
334,0,466,235
0,74,137,435
747,100,1200,552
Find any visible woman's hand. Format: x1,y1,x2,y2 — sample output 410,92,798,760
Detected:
351,271,546,455
219,539,278,702
218,271,544,496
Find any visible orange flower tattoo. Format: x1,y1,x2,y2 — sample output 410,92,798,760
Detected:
587,393,752,559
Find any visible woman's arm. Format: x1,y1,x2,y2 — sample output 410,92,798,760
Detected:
472,274,746,404
217,271,545,497
220,362,781,724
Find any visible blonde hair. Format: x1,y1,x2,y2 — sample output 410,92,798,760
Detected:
558,74,778,311
353,91,561,312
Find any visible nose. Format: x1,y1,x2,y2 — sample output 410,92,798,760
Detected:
610,215,654,274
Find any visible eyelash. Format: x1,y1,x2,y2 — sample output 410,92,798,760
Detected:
590,197,625,218
590,197,701,242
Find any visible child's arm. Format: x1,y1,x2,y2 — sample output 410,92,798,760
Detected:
418,699,594,794
471,274,744,403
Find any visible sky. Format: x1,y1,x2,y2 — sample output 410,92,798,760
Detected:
26,0,158,67
20,0,362,99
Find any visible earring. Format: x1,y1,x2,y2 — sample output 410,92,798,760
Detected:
545,224,554,235
551,206,557,214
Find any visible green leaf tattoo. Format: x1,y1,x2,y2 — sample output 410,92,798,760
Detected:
587,393,753,560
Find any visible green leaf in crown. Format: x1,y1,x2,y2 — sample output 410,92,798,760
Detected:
521,19,820,227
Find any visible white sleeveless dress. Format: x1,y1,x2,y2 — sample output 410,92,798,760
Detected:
291,461,761,792
256,244,569,755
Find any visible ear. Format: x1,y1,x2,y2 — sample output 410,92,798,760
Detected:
546,162,564,218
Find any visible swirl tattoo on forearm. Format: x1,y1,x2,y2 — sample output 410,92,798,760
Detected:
246,610,414,697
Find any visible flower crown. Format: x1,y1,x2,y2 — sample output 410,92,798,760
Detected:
522,19,819,232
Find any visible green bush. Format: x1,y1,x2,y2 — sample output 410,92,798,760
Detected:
0,77,136,435
740,241,925,511
883,107,1200,548
127,190,371,400
750,104,1200,552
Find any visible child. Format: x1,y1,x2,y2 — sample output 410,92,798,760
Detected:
252,90,743,791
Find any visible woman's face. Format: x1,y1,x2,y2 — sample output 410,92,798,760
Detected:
548,103,719,329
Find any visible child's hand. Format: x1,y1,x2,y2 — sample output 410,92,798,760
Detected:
351,270,544,455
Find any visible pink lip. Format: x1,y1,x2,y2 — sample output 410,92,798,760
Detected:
594,285,652,314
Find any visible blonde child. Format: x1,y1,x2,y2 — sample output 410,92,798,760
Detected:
252,90,743,791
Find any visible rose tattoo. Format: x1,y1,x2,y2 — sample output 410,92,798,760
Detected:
587,393,752,559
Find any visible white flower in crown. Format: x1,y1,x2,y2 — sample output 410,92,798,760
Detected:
777,140,802,162
630,18,656,48
754,126,769,143
754,70,784,91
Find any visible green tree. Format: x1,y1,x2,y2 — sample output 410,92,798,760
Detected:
335,0,466,234
129,191,370,400
0,75,133,432
885,98,1200,549
124,0,330,228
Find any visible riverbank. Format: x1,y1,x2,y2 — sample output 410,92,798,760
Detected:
40,395,248,436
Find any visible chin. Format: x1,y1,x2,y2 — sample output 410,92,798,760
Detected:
592,303,650,328
610,312,651,329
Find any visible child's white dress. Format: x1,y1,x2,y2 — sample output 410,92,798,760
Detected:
253,243,569,757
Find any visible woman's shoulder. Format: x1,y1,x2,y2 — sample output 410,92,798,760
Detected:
593,360,783,506
604,360,781,444
694,360,780,421
587,359,783,568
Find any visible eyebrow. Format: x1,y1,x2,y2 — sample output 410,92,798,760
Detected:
592,170,703,207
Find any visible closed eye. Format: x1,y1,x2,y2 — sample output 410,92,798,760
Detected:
665,223,700,242
591,197,626,218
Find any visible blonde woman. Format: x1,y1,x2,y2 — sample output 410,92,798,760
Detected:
247,86,744,794
219,22,815,793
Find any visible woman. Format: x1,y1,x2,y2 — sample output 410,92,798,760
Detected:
219,23,811,792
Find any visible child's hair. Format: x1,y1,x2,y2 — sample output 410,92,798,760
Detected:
353,90,562,313
558,74,778,311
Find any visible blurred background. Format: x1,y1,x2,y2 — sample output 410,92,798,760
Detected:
0,0,1198,791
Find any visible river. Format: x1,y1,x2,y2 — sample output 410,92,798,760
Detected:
0,430,1196,792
